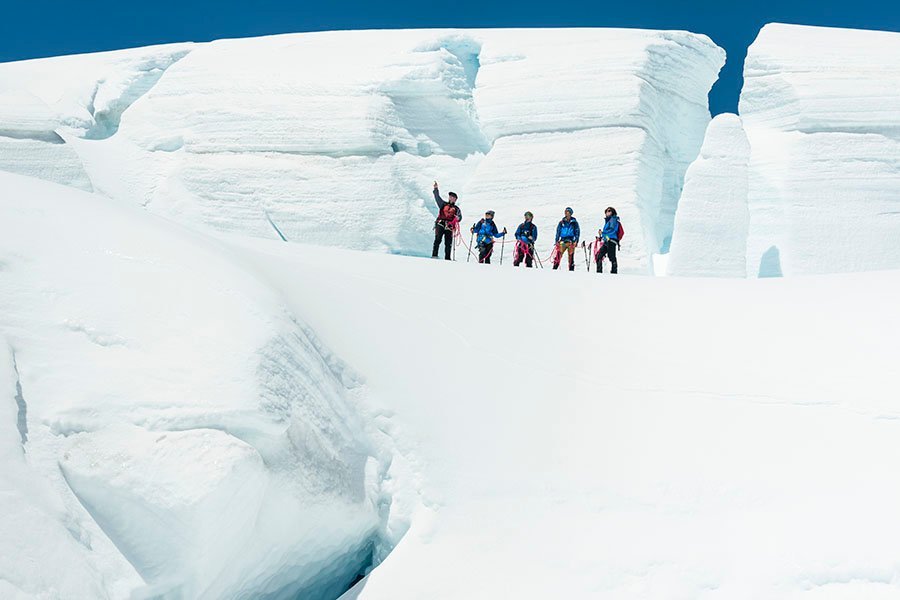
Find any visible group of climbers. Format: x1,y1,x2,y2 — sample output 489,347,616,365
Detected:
431,181,622,273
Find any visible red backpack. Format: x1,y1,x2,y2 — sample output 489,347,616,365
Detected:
616,221,625,244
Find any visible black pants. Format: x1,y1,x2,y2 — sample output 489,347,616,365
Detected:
432,223,453,260
513,245,533,267
478,243,494,264
596,240,618,273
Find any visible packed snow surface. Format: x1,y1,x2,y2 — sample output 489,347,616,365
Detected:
0,28,724,273
738,24,900,276
237,240,899,600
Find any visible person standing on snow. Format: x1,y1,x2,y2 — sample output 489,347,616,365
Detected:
471,210,506,264
595,206,620,274
432,181,462,260
553,207,580,271
513,211,538,268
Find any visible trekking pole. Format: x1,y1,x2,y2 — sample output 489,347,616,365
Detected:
582,241,590,272
500,237,506,265
467,231,474,263
452,226,457,261
533,245,543,268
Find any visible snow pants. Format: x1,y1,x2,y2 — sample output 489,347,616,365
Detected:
513,243,534,267
478,243,494,264
432,222,453,260
596,240,618,273
553,241,576,271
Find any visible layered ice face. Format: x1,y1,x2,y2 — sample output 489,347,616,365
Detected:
670,24,900,277
667,113,750,277
0,29,724,272
740,24,900,277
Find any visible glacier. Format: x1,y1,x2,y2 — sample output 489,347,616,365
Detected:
0,28,724,273
2,21,900,600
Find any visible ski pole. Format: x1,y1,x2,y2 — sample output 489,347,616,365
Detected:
467,231,474,263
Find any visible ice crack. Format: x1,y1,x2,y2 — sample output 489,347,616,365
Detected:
11,350,27,446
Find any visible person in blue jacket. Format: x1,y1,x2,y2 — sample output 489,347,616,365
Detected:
596,206,620,274
553,207,580,271
513,211,538,267
470,210,506,264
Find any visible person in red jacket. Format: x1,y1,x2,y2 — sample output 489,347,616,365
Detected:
432,181,462,260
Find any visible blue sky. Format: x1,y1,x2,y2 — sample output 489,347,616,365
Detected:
1,0,897,114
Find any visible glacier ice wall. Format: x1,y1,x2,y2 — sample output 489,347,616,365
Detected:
0,43,193,191
466,29,724,270
0,29,724,272
667,113,750,277
0,171,390,599
739,24,900,276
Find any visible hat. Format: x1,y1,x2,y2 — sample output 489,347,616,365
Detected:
565,207,573,214
524,211,533,218
485,210,495,217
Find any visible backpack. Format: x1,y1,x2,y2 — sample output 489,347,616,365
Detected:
438,204,458,223
616,221,625,244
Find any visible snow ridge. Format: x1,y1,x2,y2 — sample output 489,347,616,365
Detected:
0,171,398,600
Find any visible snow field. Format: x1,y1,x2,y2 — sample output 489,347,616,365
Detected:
234,241,900,600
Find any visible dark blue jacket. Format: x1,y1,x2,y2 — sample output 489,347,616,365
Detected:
601,215,620,241
473,218,504,246
555,217,580,243
515,221,538,245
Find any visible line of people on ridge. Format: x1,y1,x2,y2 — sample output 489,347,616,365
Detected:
431,181,623,273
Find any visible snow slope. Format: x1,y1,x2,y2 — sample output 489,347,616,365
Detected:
739,24,900,276
668,113,750,277
0,172,391,599
3,166,900,598
228,240,900,600
0,29,724,271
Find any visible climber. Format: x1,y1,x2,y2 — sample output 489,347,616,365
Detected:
513,211,538,267
432,181,462,260
595,207,622,274
553,207,580,271
471,210,506,264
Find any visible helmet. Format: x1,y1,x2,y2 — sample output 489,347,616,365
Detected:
485,210,495,217
565,207,573,214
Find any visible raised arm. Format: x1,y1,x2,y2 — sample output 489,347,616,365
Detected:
433,186,447,210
